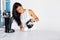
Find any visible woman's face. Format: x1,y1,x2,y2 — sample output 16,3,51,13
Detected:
16,6,24,14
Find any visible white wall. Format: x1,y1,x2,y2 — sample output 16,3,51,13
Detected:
1,0,6,14
11,0,60,32
1,0,6,27
47,0,60,32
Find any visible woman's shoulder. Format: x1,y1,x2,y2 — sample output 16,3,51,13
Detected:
25,9,32,11
28,9,34,14
27,9,34,16
28,9,32,11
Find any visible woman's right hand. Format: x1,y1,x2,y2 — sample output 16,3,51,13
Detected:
20,27,24,31
19,24,24,31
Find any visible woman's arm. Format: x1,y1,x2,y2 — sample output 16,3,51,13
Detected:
13,16,24,31
29,9,39,22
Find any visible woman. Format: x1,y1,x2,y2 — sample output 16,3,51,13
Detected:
12,2,39,31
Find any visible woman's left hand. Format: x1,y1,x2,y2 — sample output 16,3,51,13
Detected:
35,17,39,22
31,17,39,22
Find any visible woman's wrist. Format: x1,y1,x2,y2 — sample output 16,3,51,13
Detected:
19,23,23,28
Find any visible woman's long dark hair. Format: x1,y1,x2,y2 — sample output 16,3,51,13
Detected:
12,2,22,26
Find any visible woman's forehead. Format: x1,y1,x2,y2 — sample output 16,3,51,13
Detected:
16,6,22,10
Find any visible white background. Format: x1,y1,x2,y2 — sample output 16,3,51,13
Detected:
10,0,60,32
0,0,60,40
